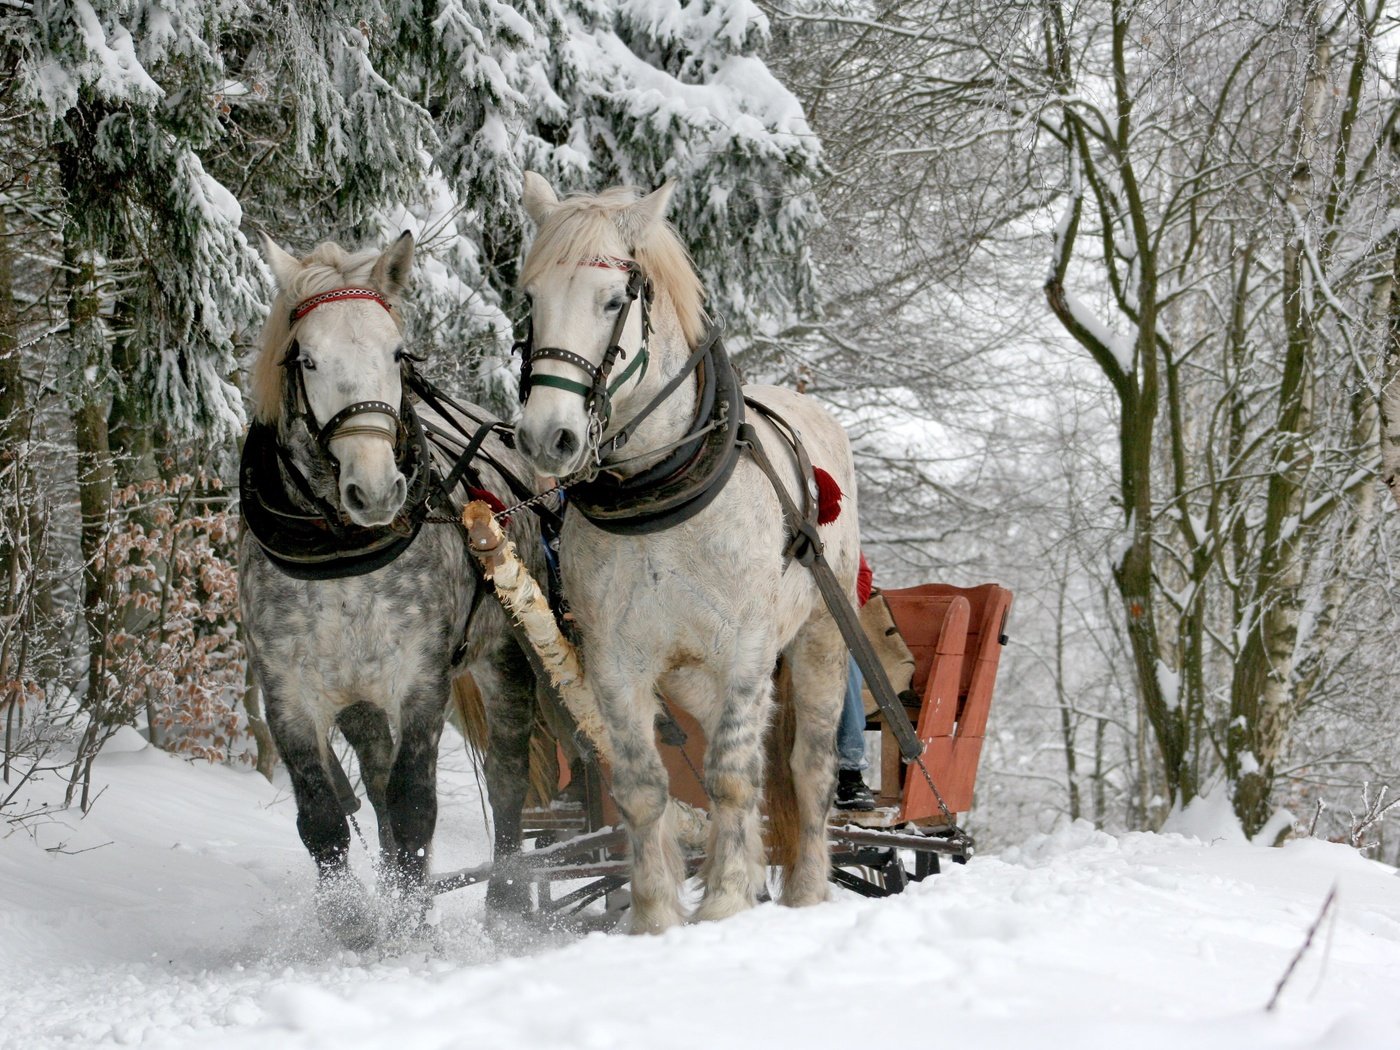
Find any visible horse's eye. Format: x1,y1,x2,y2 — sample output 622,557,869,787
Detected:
300,356,317,371
604,297,625,312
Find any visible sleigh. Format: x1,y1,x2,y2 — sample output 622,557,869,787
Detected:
430,505,1012,913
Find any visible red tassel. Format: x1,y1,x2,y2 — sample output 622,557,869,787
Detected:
467,486,509,524
814,467,843,525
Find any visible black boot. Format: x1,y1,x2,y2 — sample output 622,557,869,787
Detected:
835,767,875,811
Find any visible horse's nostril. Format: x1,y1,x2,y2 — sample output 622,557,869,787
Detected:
345,483,368,512
392,476,407,506
551,428,579,458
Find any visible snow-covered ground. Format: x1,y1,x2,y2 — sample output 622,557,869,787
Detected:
3,733,1399,1050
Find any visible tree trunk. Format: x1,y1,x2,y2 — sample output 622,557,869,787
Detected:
1227,29,1329,837
63,223,115,724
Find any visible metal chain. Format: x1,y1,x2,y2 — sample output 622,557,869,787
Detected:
908,752,975,852
424,484,565,526
491,486,566,522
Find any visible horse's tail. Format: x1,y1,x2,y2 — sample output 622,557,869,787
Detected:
450,671,560,807
764,658,801,873
451,672,490,756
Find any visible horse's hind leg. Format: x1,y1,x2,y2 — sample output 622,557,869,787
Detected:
337,702,397,856
598,681,686,933
779,616,845,907
470,639,536,913
694,670,772,922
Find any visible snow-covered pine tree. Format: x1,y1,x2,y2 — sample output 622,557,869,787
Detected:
20,0,263,446
213,2,438,244
242,0,825,404
518,0,823,362
9,2,266,777
235,0,824,401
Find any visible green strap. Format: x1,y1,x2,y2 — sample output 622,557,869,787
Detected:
609,344,648,394
531,345,647,403
531,373,593,398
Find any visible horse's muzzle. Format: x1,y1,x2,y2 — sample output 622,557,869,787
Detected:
516,420,583,479
341,472,408,527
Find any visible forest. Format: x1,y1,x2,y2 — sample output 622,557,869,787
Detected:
3,0,1400,862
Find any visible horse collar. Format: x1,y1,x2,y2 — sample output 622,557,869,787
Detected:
565,327,745,534
238,401,432,581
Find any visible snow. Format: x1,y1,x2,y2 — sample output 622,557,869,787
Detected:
1057,284,1136,372
3,744,1400,1049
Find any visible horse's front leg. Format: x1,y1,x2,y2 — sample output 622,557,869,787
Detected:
266,692,377,948
694,671,772,922
598,679,686,933
383,675,448,916
337,701,397,856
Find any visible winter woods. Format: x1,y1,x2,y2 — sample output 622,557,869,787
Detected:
1,0,819,810
2,0,1398,856
766,0,1400,849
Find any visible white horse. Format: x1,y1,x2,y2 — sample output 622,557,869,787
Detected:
239,234,542,945
513,174,859,931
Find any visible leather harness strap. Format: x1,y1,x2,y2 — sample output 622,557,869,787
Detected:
736,415,926,763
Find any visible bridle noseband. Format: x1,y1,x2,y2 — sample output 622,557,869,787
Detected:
281,287,407,460
515,256,653,460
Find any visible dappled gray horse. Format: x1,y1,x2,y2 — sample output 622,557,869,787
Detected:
238,234,539,945
514,175,860,932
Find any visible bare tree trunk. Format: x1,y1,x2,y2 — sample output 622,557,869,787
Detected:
1378,238,1400,506
1053,571,1081,820
1230,25,1329,836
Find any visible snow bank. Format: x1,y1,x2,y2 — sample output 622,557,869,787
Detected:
2,751,1398,1049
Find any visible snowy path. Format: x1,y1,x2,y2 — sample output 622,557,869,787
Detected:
3,736,1399,1049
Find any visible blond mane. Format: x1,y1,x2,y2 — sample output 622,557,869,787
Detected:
249,242,405,425
520,186,707,348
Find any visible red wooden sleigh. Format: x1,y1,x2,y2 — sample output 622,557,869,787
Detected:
477,579,1015,905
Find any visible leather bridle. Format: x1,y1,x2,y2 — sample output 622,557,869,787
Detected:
281,286,408,463
515,256,652,463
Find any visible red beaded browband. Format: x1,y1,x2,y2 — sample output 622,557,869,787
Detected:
290,287,393,324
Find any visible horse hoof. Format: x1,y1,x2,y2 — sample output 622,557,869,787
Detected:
485,876,532,915
692,894,756,924
626,905,686,935
316,873,379,950
377,872,430,936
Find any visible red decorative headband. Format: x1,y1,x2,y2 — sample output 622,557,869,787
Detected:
289,287,393,324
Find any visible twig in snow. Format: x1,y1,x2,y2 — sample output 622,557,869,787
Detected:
1348,783,1400,852
43,839,113,856
1306,798,1326,838
1266,884,1338,1012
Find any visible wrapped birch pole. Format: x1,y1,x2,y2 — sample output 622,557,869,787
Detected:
461,502,708,849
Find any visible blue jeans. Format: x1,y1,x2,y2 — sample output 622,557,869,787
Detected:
836,655,867,772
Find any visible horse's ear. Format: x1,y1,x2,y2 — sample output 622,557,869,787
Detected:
371,231,414,298
630,181,676,228
260,233,302,291
615,181,676,246
522,171,560,224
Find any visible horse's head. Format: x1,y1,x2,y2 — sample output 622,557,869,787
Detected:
257,233,415,527
514,173,697,479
